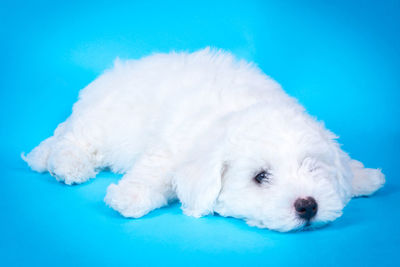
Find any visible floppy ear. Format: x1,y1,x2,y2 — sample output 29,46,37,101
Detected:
173,137,227,218
350,159,385,197
326,134,384,200
320,132,355,203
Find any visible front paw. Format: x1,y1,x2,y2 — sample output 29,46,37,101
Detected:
104,182,167,218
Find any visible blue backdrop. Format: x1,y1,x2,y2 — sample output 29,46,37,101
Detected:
1,0,399,266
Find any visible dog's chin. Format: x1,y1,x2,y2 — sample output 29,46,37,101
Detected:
291,220,330,232
246,218,318,232
255,218,332,232
245,214,337,232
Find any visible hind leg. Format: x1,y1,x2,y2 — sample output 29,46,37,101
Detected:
22,136,56,173
47,136,99,184
24,131,100,185
350,159,385,197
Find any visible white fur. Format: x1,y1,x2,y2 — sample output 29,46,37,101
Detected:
23,48,385,232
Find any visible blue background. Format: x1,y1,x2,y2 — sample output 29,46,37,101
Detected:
1,0,399,266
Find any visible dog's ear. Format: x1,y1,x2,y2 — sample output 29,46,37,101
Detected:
327,134,384,200
173,134,227,218
350,159,385,197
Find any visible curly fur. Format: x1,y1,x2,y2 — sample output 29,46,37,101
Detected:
22,48,385,232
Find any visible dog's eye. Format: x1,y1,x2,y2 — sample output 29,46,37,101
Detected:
301,157,320,173
254,171,271,184
309,166,320,172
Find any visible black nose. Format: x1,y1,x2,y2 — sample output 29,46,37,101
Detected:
294,197,318,220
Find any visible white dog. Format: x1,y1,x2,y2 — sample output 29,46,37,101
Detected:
23,48,385,232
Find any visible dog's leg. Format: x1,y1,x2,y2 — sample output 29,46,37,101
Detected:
350,159,385,197
104,148,175,218
46,137,99,185
22,136,56,173
23,130,100,185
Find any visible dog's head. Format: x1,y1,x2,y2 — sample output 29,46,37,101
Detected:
174,103,353,232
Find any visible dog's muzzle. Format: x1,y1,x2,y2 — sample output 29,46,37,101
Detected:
294,197,318,221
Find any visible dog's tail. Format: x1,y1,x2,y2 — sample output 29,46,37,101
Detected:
21,137,54,173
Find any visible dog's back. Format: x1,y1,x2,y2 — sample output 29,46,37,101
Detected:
48,48,286,173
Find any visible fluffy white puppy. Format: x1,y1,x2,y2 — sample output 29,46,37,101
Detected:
23,48,385,232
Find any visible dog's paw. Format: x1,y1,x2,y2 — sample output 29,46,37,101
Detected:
105,182,167,218
22,137,55,173
47,146,97,185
